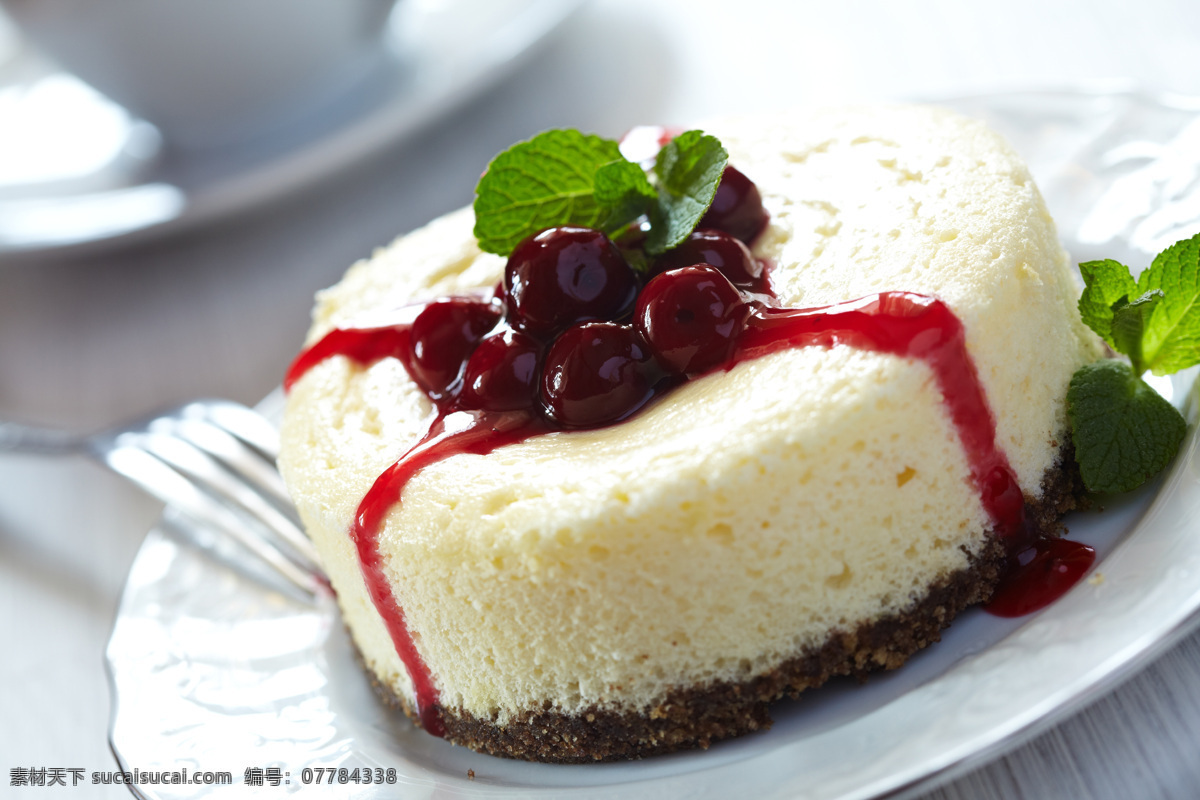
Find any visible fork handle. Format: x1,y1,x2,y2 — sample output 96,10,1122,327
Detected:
0,422,86,456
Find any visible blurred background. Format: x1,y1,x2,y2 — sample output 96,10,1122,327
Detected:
2,0,1199,797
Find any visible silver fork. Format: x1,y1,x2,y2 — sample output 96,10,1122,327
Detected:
0,399,326,602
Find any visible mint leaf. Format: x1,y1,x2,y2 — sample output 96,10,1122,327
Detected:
594,159,656,232
472,128,732,258
473,130,626,256
645,130,728,255
1078,259,1136,348
1135,232,1200,375
1110,289,1164,374
1068,360,1186,493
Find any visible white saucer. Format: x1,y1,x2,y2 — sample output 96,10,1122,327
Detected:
0,0,583,257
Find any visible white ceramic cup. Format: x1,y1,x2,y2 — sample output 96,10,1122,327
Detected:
1,0,396,147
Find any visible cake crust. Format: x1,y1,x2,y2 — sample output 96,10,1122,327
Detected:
362,449,1085,763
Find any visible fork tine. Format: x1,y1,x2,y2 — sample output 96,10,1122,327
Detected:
102,443,324,601
131,431,323,573
0,421,86,455
166,400,318,571
159,416,297,522
191,400,282,459
158,507,317,607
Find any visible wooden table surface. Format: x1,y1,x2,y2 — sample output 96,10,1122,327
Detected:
3,0,1199,796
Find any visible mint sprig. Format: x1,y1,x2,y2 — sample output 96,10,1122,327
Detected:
645,131,728,255
1078,259,1137,352
1070,362,1180,494
1079,234,1200,375
1068,361,1186,493
472,130,624,256
472,128,729,258
1109,289,1163,375
1070,233,1199,493
594,159,656,233
1135,234,1200,375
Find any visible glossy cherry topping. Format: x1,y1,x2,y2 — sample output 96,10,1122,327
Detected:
407,298,500,398
699,165,769,244
505,227,638,340
636,266,749,375
652,228,766,292
541,321,661,427
459,329,541,412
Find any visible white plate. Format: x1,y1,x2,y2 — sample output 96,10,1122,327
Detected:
105,89,1200,799
0,0,582,256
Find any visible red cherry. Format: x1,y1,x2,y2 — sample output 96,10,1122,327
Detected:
635,266,749,375
458,330,541,412
540,322,659,427
652,228,765,290
406,298,500,398
505,227,638,339
699,166,769,244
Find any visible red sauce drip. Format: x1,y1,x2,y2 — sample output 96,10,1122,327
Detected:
283,327,412,393
984,538,1097,618
285,276,1088,727
349,409,548,735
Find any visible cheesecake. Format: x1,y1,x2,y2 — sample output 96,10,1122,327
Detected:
278,105,1104,761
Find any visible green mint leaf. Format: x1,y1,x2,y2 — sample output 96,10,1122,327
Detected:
473,130,625,256
1078,259,1136,348
594,160,656,232
1110,289,1164,374
1135,232,1200,375
645,130,728,255
1068,360,1186,493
